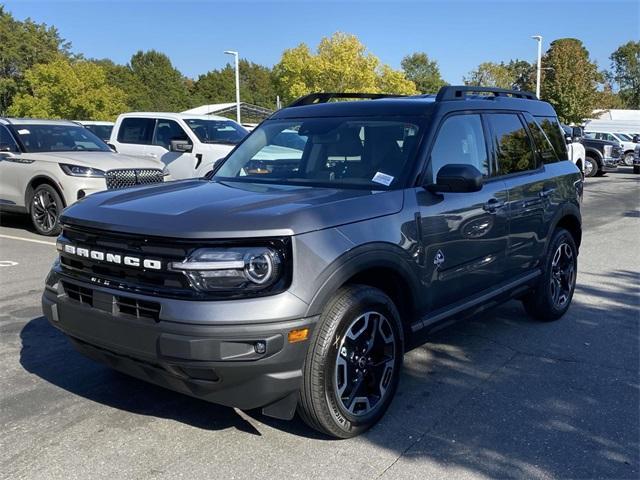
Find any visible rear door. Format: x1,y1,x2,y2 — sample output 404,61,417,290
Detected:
112,117,155,160
486,112,557,276
417,113,510,312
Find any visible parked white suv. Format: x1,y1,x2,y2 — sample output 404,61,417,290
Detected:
0,118,165,235
584,131,636,166
109,112,249,179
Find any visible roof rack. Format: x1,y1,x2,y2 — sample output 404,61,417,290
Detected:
436,86,537,102
287,92,404,108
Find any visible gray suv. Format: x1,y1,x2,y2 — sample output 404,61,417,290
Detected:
42,86,582,438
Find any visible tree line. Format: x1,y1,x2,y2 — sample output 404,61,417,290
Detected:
1,6,638,125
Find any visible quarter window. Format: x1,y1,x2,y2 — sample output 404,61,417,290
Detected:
488,114,536,175
430,114,489,178
117,118,155,144
535,116,568,160
524,114,558,164
153,120,189,150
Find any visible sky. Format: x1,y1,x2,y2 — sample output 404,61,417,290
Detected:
4,0,640,84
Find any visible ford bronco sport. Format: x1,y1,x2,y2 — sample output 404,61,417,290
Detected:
42,86,582,438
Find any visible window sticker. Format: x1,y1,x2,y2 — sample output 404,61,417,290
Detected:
372,171,394,186
17,129,30,135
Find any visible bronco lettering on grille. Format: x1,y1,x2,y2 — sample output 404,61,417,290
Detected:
62,244,162,270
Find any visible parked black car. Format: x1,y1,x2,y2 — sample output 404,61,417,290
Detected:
43,86,582,438
569,126,622,177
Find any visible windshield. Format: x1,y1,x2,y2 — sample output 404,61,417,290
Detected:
616,133,632,141
185,119,248,145
13,124,110,153
214,117,424,190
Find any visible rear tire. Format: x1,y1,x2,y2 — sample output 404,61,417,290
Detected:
298,285,404,438
29,184,63,236
522,228,577,321
584,156,598,178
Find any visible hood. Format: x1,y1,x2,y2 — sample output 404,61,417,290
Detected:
61,180,404,238
198,142,235,156
23,151,163,171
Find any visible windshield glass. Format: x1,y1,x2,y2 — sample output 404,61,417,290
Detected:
13,124,110,153
185,119,248,145
616,133,632,141
214,117,423,190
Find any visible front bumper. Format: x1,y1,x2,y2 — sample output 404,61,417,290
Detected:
602,157,619,172
42,274,316,416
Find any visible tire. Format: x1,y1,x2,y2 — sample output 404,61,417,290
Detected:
634,165,640,175
584,156,598,178
522,228,577,321
623,152,634,166
298,285,404,438
30,184,63,236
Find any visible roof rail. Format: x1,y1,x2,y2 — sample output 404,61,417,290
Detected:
436,86,537,102
287,92,403,108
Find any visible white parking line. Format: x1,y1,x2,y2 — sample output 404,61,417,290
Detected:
0,234,56,246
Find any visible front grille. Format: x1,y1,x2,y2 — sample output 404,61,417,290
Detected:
611,146,623,159
115,296,160,321
105,169,164,190
62,281,93,306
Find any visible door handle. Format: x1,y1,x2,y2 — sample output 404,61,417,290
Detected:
483,198,505,213
539,188,555,198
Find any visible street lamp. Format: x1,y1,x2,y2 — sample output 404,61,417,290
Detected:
224,50,241,124
531,35,542,98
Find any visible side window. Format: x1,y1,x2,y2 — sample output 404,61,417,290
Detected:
430,114,489,178
153,119,189,150
0,126,19,152
488,114,536,175
117,118,155,144
534,116,568,161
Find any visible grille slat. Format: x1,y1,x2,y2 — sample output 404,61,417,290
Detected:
116,296,161,321
62,281,93,306
106,169,164,190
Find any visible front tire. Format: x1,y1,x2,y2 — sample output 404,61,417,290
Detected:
584,156,598,178
623,152,634,166
522,228,577,321
30,184,63,236
298,285,404,438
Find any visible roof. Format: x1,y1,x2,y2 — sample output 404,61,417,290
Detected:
592,109,640,121
183,102,274,120
0,117,80,126
183,103,237,115
75,120,114,126
117,112,231,122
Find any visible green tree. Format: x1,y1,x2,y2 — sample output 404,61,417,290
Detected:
609,41,640,108
127,50,192,111
0,6,71,114
507,59,535,92
273,32,416,103
7,57,128,120
541,38,600,124
400,52,447,94
464,62,514,89
194,60,277,108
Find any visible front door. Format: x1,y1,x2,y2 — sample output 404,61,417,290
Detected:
0,125,26,206
418,113,510,312
147,119,198,179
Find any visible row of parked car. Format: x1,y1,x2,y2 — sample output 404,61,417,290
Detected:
1,108,639,236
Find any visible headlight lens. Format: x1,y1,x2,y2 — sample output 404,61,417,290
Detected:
170,247,284,292
60,164,106,177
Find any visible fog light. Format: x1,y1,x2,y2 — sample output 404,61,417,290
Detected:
254,341,266,354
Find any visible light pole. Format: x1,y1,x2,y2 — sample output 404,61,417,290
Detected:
531,35,542,98
224,50,241,124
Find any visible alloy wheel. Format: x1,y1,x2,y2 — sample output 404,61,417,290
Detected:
32,190,59,233
584,158,595,177
550,242,576,309
334,311,396,417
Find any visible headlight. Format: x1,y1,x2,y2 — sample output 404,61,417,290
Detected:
60,164,105,177
170,246,285,293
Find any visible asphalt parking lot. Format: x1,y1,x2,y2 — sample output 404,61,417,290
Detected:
1,170,638,480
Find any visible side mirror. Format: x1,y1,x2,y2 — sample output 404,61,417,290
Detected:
0,144,16,158
427,164,483,193
565,135,573,145
632,135,640,143
571,126,583,142
170,139,193,153
106,142,117,152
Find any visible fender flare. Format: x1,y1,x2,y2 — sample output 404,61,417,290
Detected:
305,242,422,318
543,202,582,257
24,175,67,212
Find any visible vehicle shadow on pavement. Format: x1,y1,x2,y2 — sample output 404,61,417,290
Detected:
19,316,263,436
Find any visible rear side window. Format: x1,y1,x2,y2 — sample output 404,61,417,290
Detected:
523,113,558,164
535,116,568,160
153,119,189,150
487,113,536,175
117,118,155,144
0,126,19,152
430,114,489,178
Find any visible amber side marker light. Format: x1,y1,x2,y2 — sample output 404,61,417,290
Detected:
288,328,309,343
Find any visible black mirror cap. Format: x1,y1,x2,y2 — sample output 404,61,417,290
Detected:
427,164,483,193
632,135,640,143
106,142,117,152
170,139,193,153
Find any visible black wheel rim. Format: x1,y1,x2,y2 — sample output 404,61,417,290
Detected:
550,242,576,309
334,311,396,417
32,190,58,233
